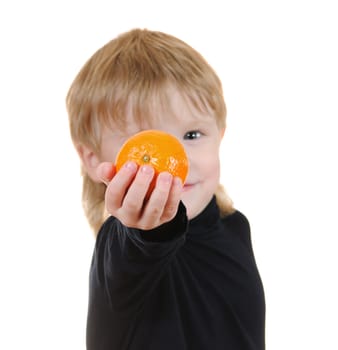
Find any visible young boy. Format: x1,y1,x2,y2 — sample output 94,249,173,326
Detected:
66,28,265,350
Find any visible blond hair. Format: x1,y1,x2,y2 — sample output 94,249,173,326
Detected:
66,28,234,234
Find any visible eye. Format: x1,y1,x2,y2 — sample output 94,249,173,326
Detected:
184,130,202,140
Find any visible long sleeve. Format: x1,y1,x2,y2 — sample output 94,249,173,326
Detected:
87,202,188,349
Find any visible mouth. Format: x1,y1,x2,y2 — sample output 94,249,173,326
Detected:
182,183,195,192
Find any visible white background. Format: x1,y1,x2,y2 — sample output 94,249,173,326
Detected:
1,1,337,349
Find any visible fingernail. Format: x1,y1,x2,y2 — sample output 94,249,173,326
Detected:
159,172,173,185
124,161,137,171
141,165,154,175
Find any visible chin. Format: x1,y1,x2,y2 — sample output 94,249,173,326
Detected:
181,198,201,220
181,190,215,220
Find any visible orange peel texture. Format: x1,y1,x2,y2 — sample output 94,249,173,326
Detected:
115,130,189,194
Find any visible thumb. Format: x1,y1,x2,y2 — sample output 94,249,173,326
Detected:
97,162,115,185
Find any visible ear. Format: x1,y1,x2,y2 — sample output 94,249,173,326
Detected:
220,127,226,139
76,144,101,182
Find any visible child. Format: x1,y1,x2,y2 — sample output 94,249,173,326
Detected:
66,28,265,350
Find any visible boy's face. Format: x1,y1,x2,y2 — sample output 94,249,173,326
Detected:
97,91,224,220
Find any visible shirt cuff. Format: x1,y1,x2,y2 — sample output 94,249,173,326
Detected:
139,201,188,242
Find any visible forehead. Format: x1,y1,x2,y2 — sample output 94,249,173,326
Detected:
111,87,216,135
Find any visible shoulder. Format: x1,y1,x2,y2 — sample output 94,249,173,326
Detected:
222,210,250,233
221,210,252,248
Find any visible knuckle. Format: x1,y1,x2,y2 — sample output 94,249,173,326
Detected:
125,200,139,213
149,206,161,217
139,207,163,230
162,205,177,221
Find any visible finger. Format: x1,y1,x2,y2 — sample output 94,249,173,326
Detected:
139,172,173,229
97,162,115,185
160,176,183,222
121,165,155,219
105,161,138,213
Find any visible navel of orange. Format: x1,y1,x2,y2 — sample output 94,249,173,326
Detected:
115,130,189,193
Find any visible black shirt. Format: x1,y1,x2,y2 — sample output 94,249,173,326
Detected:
87,197,265,349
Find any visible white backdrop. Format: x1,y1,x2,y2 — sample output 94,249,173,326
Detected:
1,1,337,349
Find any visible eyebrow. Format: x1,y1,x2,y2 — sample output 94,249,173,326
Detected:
182,116,215,129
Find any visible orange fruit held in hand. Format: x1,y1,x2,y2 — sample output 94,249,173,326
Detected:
115,130,189,194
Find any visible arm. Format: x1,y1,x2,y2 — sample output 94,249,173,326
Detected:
92,200,187,313
90,162,187,312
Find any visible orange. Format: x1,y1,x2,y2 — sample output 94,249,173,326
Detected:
115,130,189,193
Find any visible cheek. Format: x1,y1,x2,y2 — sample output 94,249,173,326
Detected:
100,140,124,163
100,147,116,163
205,158,221,179
191,149,221,178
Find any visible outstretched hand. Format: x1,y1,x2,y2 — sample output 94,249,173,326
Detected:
97,161,183,230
